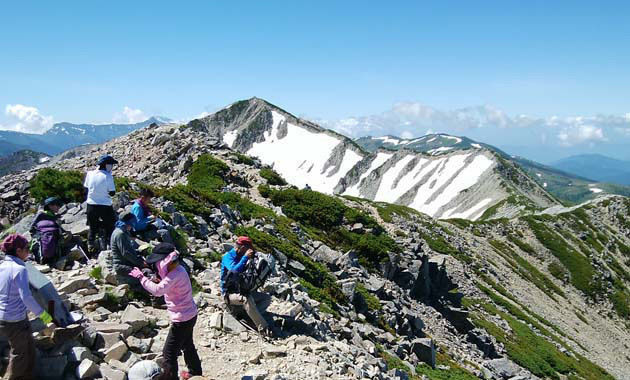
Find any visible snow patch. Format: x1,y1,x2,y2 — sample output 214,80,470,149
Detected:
443,198,493,220
536,173,542,178
441,135,462,144
39,157,50,163
374,136,401,145
471,143,482,149
247,112,362,193
590,187,603,193
344,152,393,197
428,147,454,155
222,130,238,148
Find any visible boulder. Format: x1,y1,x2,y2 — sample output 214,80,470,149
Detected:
483,358,519,379
208,312,222,330
312,244,342,265
104,341,129,363
411,338,435,368
100,364,128,380
76,359,99,379
121,305,149,332
92,322,133,337
222,312,247,333
58,275,92,293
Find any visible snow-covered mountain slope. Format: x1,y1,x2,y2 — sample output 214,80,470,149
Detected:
187,98,558,220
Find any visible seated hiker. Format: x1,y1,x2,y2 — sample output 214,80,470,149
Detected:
129,243,202,380
111,212,146,287
0,234,54,380
220,236,271,335
29,197,84,265
131,188,172,243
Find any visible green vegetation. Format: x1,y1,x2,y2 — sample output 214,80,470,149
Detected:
170,227,189,255
187,153,229,192
231,152,255,166
260,186,401,270
488,239,565,299
466,290,613,380
610,290,630,318
373,202,421,223
355,283,382,312
259,168,287,186
507,235,536,255
377,345,477,380
89,266,103,281
29,168,84,203
547,261,568,281
524,216,603,299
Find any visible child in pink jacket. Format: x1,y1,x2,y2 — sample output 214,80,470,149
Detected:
129,243,201,380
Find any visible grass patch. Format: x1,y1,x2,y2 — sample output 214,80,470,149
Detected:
355,283,382,312
89,266,102,281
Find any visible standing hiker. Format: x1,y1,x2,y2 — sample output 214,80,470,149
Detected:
129,243,202,380
0,234,54,380
84,154,118,254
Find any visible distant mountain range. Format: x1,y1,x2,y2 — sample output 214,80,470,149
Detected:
0,117,170,156
551,154,630,185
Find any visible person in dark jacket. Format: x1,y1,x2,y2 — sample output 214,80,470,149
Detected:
0,234,54,380
110,212,146,287
84,154,118,254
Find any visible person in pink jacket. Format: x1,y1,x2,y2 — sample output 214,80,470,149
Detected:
129,243,201,380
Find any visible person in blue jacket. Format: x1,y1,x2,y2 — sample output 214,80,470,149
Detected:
131,188,173,244
220,236,269,333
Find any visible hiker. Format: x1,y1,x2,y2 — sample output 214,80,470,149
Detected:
304,183,312,191
29,197,85,266
0,234,54,380
220,236,270,334
131,188,172,244
84,154,118,254
129,243,202,380
111,212,146,287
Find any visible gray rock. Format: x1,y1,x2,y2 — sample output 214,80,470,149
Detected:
288,260,306,273
222,312,247,333
121,305,149,332
76,359,99,379
58,275,92,293
92,322,133,338
411,338,435,368
243,369,268,380
69,346,95,362
483,358,519,379
208,312,222,330
104,341,129,363
100,364,128,380
312,244,342,265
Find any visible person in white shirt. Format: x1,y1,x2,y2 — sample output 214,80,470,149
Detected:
84,154,118,254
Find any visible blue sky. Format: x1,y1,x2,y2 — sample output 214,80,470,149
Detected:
1,1,629,160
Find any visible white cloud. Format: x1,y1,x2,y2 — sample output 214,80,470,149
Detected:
557,125,606,146
314,102,629,148
1,104,54,134
113,106,147,124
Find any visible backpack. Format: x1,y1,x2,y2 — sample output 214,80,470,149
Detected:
225,253,276,296
35,219,61,263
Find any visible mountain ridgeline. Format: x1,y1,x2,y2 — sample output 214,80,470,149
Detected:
189,98,562,220
0,117,169,156
0,103,629,379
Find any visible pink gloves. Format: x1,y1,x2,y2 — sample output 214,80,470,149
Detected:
129,267,144,279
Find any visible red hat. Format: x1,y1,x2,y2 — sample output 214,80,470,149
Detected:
1,234,28,253
236,236,253,247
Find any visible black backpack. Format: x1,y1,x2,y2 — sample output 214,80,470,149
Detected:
224,253,275,296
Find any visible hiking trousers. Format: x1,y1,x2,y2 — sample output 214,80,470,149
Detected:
158,316,202,380
227,294,268,330
86,204,116,248
0,319,35,380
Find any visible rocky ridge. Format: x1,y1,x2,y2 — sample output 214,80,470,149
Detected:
0,116,627,379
